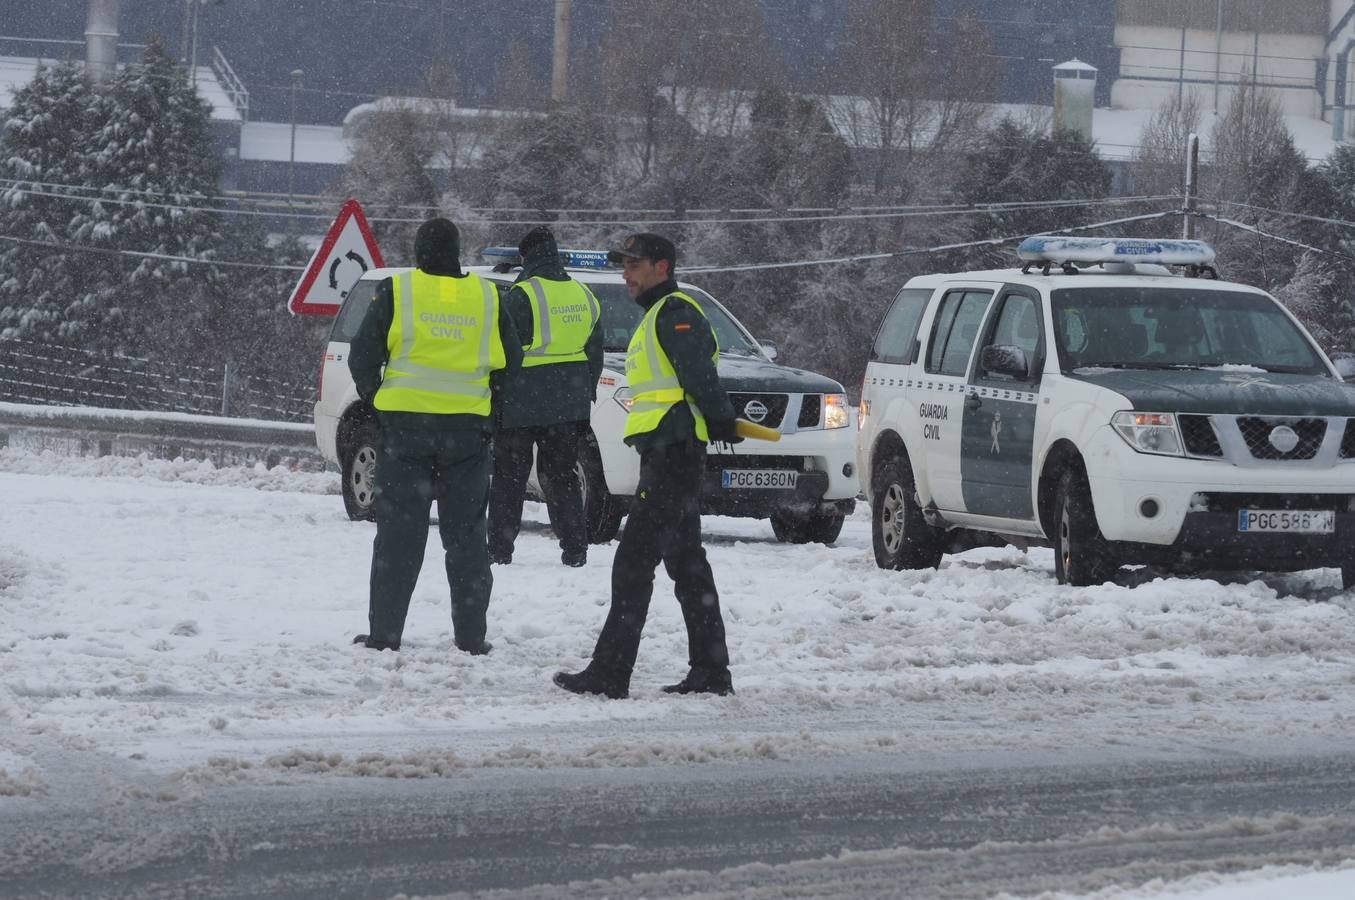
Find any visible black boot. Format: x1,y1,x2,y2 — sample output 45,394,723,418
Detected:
352,634,400,651
457,640,493,656
662,668,734,696
561,548,587,568
553,667,628,699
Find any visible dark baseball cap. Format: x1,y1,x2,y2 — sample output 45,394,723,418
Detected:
607,232,677,267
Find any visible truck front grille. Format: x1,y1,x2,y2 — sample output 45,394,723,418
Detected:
798,394,822,428
1179,414,1223,457
728,393,787,428
1237,417,1326,460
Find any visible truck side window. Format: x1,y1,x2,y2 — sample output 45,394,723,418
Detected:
329,279,380,343
989,294,1041,360
926,290,992,376
871,288,932,364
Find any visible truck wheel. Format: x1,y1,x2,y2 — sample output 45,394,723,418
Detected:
341,420,379,522
871,459,943,570
1342,561,1354,591
770,509,846,545
578,437,622,544
1053,467,1117,586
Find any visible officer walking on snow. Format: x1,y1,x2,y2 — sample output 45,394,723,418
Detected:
554,233,741,699
488,225,604,567
348,217,522,654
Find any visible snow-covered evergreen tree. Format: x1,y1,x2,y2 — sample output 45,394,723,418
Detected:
73,39,224,355
0,61,97,342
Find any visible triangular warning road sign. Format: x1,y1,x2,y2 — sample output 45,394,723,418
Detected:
288,199,386,316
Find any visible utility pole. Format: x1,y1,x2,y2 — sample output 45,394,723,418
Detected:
180,0,191,63
1176,4,1187,105
1182,133,1199,240
289,68,304,225
1212,0,1223,113
551,0,571,103
189,0,201,84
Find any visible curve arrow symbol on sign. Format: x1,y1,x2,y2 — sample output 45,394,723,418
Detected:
288,199,385,316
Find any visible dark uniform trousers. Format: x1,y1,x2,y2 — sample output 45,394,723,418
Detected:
368,417,492,648
591,439,729,678
488,422,587,559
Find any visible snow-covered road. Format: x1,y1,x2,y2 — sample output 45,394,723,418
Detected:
2,448,1354,787
3,448,1355,898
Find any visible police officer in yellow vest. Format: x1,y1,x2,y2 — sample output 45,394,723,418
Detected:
488,226,603,567
554,233,741,699
348,218,522,654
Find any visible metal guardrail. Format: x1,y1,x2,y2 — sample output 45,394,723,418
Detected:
0,401,323,469
0,337,315,422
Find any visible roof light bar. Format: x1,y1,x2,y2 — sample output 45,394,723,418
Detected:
482,246,613,269
1017,236,1216,267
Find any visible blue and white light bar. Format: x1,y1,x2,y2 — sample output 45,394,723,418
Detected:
1017,236,1216,267
482,247,613,269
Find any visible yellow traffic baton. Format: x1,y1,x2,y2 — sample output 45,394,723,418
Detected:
735,418,781,442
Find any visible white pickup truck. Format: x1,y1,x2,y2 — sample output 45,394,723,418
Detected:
857,236,1355,587
314,252,860,544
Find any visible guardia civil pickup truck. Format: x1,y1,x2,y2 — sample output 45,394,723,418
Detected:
857,236,1355,587
315,249,859,544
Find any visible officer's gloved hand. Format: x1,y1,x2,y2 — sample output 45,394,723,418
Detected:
707,418,743,444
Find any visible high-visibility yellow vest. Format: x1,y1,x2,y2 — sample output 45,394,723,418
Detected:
623,291,718,443
374,270,505,415
518,277,601,369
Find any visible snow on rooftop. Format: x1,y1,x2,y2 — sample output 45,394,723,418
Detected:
1053,58,1099,73
340,95,542,128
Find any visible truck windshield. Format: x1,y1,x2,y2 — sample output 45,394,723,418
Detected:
1051,286,1326,375
589,283,763,357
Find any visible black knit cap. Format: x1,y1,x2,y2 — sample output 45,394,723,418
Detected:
414,217,460,272
607,232,676,268
517,225,558,259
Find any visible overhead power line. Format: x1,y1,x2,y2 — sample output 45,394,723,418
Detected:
0,180,1178,228
0,234,303,271
10,203,1349,275
1192,212,1355,262
1210,199,1355,233
0,206,1179,274
1,175,1183,221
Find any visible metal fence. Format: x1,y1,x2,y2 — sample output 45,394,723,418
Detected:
0,337,316,423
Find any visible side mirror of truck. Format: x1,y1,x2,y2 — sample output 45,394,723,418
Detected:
981,344,1030,380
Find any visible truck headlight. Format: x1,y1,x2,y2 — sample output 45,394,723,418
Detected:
824,393,850,429
1112,411,1183,456
613,386,634,413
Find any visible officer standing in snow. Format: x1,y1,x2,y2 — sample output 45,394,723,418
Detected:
348,217,521,654
488,225,604,567
554,233,740,700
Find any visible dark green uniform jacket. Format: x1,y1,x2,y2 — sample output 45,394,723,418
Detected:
349,259,523,435
498,250,604,430
626,278,736,453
